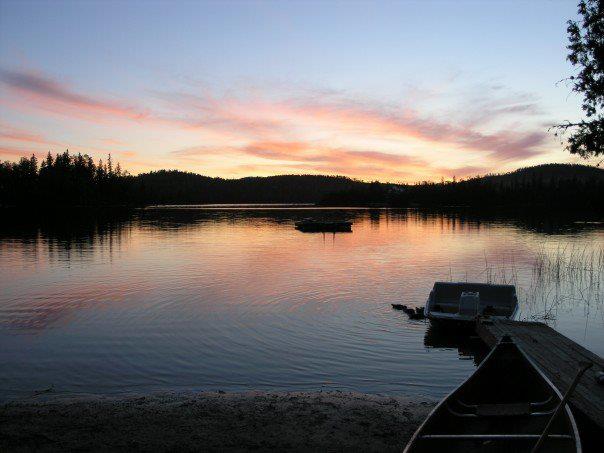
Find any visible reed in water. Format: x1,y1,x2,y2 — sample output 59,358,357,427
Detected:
448,243,603,323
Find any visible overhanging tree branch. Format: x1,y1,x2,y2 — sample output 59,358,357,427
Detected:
555,0,604,157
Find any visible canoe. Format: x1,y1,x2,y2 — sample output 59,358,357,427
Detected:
294,219,352,232
404,336,581,452
425,282,518,327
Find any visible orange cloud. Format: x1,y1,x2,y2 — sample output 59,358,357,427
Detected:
262,100,548,163
99,138,126,146
1,67,555,181
172,140,430,181
241,141,425,167
159,90,548,165
0,145,42,158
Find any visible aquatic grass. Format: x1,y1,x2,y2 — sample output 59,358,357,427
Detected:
447,243,603,324
479,251,519,286
524,244,602,323
532,243,604,285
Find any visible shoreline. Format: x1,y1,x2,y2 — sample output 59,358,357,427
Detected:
0,390,435,452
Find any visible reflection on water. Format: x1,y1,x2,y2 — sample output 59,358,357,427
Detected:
423,323,489,366
0,207,602,401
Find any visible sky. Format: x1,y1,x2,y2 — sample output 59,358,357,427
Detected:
0,0,593,182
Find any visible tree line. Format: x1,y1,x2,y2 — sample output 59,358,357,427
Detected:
0,151,131,206
324,164,604,211
409,166,604,210
1,152,603,212
0,151,368,207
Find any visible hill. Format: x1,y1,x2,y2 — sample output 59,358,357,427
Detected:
389,163,604,210
137,163,604,210
481,163,604,185
134,171,370,204
1,152,602,211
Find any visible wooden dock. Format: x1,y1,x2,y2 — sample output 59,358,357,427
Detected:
476,319,604,433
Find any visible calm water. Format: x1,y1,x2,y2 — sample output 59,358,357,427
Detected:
1,208,602,402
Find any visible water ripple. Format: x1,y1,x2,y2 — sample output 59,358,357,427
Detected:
1,208,602,401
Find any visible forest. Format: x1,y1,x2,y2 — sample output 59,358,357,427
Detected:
0,152,131,207
324,164,604,211
1,151,603,212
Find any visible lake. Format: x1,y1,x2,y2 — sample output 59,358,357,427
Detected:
1,207,602,402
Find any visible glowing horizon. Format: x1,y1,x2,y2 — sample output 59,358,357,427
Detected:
0,1,596,183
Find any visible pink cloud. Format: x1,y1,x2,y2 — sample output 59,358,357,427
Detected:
241,141,425,167
0,69,150,122
0,130,47,144
173,140,429,181
162,92,548,164
0,123,61,146
1,67,553,180
227,162,416,181
281,99,548,163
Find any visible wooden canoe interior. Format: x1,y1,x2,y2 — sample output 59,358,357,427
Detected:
407,341,579,452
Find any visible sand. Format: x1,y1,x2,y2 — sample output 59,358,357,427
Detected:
0,391,435,452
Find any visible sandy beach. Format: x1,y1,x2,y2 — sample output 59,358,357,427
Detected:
0,391,435,452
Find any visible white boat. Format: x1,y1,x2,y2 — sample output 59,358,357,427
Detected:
425,282,518,327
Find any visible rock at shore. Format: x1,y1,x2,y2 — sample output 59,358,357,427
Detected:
0,391,435,452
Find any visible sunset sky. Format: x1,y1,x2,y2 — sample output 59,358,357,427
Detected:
0,0,591,182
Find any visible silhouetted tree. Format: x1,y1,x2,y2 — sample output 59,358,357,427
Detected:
391,164,604,210
0,150,133,207
557,0,604,158
1,153,603,211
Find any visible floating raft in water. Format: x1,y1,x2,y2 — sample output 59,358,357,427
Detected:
294,220,352,233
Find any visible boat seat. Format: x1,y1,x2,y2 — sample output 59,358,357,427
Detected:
419,434,573,440
448,400,554,418
475,402,531,416
458,291,479,316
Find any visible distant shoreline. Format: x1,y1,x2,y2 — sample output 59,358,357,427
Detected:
0,391,435,452
2,158,603,212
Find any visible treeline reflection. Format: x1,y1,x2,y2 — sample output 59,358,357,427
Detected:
1,207,601,250
0,208,133,261
423,324,490,366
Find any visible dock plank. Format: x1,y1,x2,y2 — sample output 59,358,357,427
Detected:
476,319,604,431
